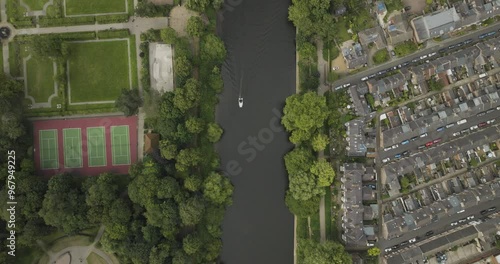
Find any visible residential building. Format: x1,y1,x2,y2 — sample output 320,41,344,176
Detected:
385,13,413,45
358,26,387,49
341,41,368,69
411,8,462,43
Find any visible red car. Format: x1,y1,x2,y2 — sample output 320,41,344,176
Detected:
433,138,442,144
478,122,487,127
426,141,434,147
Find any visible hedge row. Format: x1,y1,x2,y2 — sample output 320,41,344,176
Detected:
97,29,130,39
38,16,95,27
15,32,96,42
95,14,130,24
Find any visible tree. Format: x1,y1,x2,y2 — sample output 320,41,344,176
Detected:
174,56,192,84
83,173,119,224
201,34,227,65
310,159,335,187
128,160,161,207
186,16,205,37
288,0,332,39
311,133,329,152
282,92,328,144
174,78,201,113
284,147,315,175
115,88,143,116
299,239,352,264
185,117,205,134
149,243,171,264
28,35,64,58
175,148,202,172
179,196,205,226
157,177,180,199
184,174,203,192
373,49,389,64
203,172,233,205
144,200,179,237
208,66,224,93
39,174,88,234
183,233,202,255
298,42,317,66
368,247,381,257
285,191,320,217
160,28,178,44
289,171,325,201
206,123,223,142
160,139,178,160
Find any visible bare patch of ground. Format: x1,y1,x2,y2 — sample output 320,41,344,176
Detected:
148,0,174,5
331,53,348,74
169,5,198,37
403,0,427,15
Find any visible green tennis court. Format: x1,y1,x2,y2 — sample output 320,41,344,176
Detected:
63,128,83,168
111,126,131,165
39,130,59,169
87,127,107,167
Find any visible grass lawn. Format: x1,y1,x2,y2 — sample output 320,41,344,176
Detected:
334,17,351,43
86,252,107,264
26,56,56,103
65,0,127,15
296,217,309,239
310,212,321,242
68,40,130,103
23,0,50,10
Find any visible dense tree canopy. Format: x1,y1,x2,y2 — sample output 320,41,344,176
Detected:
206,122,223,143
284,147,315,175
115,88,143,116
201,34,227,65
299,239,352,264
39,174,89,234
285,191,320,218
186,16,205,37
310,159,335,187
311,133,329,152
203,172,233,205
174,78,201,113
179,196,205,226
289,171,325,201
174,55,193,84
282,92,328,144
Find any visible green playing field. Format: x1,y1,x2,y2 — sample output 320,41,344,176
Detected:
111,126,130,165
64,0,127,16
63,128,82,168
39,129,59,169
87,127,106,167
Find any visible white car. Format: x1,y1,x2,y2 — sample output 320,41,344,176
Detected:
466,215,474,220
361,76,369,81
382,158,391,163
420,133,428,138
452,132,461,137
451,222,458,226
384,248,392,253
343,83,351,88
408,238,417,243
470,125,479,131
497,106,500,110
487,119,496,124
384,147,392,151
391,144,399,149
420,55,428,59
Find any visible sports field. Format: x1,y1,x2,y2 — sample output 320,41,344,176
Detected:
26,56,56,103
64,0,127,15
63,128,82,168
39,130,58,169
111,126,131,165
33,116,138,176
87,127,106,167
23,0,50,10
68,40,131,104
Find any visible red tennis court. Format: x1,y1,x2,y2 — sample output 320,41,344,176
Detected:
33,115,138,176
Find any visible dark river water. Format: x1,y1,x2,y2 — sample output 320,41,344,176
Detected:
216,0,295,263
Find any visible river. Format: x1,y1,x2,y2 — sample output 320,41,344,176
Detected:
216,0,296,263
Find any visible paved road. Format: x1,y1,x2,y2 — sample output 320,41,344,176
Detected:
217,1,295,263
380,197,500,252
322,22,500,94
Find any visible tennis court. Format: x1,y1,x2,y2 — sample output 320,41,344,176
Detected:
87,127,107,167
63,128,83,168
111,126,131,165
39,130,59,169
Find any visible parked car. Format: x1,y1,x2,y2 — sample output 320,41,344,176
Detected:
395,154,402,159
481,210,488,215
418,145,426,150
433,138,442,144
408,238,417,243
425,141,433,147
391,50,396,57
361,76,369,81
477,112,486,117
402,150,410,156
436,127,445,132
453,132,461,137
451,222,458,226
343,83,351,88
384,147,392,151
459,219,467,223
385,248,392,253
400,241,409,247
420,133,428,138
488,207,496,212
368,73,376,78
457,119,467,125
470,125,479,131
401,139,410,145
466,215,475,220
425,231,434,236
410,136,418,141
478,122,487,127
382,158,391,163
487,119,496,124
392,144,399,149
464,38,473,44
486,109,494,114
445,123,455,128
